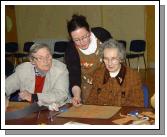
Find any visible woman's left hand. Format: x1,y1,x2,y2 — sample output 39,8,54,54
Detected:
72,96,82,107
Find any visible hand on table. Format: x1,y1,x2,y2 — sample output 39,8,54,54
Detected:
19,90,32,102
72,96,82,107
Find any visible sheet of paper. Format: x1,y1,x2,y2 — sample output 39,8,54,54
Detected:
64,121,90,125
57,105,121,119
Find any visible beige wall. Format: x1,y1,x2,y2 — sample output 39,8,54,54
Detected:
15,5,102,50
14,5,154,68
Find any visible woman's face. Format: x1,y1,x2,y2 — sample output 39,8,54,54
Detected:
103,48,121,73
71,27,91,50
32,48,52,72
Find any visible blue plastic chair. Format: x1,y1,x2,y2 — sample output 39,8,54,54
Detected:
142,84,149,108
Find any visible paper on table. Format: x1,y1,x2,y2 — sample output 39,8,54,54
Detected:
64,121,90,125
57,105,121,119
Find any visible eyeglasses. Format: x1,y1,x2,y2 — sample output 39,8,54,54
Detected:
32,55,52,62
103,57,120,65
73,33,90,44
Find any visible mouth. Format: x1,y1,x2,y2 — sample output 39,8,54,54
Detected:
81,45,88,49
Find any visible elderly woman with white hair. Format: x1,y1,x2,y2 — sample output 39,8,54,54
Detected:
85,39,144,107
5,43,70,111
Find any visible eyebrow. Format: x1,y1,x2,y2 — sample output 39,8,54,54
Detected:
35,54,51,57
73,33,89,40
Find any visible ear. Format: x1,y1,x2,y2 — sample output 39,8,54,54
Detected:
100,58,103,63
31,61,36,65
30,58,36,65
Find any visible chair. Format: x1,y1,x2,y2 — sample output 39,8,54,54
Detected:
126,40,146,72
52,41,68,61
5,42,19,67
142,84,149,108
5,59,14,77
91,27,112,42
15,42,34,63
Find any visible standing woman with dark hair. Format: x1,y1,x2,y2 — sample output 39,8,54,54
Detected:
65,14,112,106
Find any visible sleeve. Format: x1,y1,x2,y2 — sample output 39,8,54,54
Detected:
5,67,20,97
64,42,81,96
129,71,144,107
37,66,70,107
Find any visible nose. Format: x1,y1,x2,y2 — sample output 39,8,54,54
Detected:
80,40,87,45
42,58,51,64
108,60,112,66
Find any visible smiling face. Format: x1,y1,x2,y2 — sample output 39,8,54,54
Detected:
71,27,91,50
103,48,121,73
32,47,52,72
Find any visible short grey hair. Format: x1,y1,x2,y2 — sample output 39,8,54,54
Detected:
29,43,52,60
99,38,126,61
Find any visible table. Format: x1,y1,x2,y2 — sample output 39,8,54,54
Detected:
5,103,155,125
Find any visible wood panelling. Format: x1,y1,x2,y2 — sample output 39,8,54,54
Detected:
5,5,18,42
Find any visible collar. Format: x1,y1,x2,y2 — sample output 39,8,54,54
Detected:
78,32,97,55
103,64,126,85
34,66,46,77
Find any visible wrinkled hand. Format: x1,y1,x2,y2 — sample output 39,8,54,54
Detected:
19,90,32,102
48,103,59,111
72,96,82,107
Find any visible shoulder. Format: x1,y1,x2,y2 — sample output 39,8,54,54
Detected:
125,67,141,78
15,62,33,71
66,41,75,50
51,59,68,72
14,62,34,77
91,27,112,43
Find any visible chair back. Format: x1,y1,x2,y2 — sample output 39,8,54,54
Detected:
5,42,18,53
23,42,34,52
53,41,68,58
54,41,68,53
130,40,146,52
117,40,126,49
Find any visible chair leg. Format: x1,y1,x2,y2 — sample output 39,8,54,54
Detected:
137,57,140,72
124,59,127,66
143,55,147,80
143,55,147,70
128,58,130,67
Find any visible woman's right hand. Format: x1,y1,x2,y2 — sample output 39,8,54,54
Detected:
71,85,82,107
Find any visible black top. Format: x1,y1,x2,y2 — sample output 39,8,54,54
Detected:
65,27,112,96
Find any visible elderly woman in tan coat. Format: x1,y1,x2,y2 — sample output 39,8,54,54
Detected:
6,43,70,111
85,39,144,107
